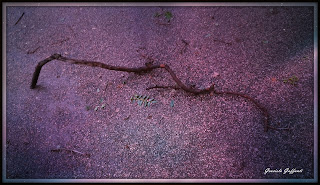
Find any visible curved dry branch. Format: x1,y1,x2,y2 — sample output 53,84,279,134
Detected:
30,53,289,132
214,91,270,132
30,54,215,94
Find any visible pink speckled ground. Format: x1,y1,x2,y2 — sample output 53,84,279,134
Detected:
4,5,315,181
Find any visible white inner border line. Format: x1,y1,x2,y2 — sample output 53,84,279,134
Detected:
2,2,318,183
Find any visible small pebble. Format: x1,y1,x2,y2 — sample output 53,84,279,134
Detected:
213,72,220,78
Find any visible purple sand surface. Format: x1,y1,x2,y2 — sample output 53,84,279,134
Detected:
5,6,314,179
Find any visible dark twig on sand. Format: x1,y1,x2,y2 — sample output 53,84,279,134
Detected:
146,85,180,90
51,148,90,157
213,91,289,132
181,39,189,54
14,12,25,25
30,54,215,94
27,46,41,54
30,53,288,132
213,38,232,46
